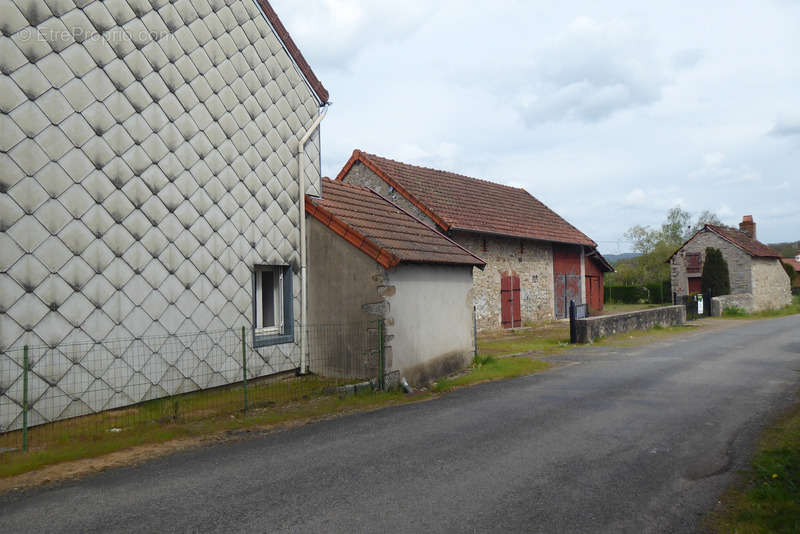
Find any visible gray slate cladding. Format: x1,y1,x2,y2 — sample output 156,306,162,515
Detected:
0,0,323,429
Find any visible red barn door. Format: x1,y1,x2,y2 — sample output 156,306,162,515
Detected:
501,273,521,328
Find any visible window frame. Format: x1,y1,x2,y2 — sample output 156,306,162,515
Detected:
252,265,294,348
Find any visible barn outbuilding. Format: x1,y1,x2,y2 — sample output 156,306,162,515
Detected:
336,150,612,329
668,216,792,312
306,179,485,385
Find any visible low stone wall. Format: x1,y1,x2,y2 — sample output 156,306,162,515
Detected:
711,294,754,316
574,306,686,344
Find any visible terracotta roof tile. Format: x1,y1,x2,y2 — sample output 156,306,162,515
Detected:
782,258,800,272
337,150,596,247
706,225,782,258
306,179,485,268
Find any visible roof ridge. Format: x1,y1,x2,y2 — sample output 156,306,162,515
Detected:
358,150,527,192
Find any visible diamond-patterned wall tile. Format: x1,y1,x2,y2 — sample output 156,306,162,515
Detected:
1,0,323,431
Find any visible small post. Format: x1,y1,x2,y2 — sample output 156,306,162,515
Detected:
22,346,29,452
473,306,478,360
378,319,385,391
241,327,248,413
673,292,677,306
569,300,577,344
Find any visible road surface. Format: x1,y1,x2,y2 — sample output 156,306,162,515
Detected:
1,316,799,533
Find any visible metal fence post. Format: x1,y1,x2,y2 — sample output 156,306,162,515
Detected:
473,306,478,360
241,327,248,413
22,345,29,452
378,319,385,391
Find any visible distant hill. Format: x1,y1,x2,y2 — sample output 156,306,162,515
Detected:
604,253,641,264
768,241,800,258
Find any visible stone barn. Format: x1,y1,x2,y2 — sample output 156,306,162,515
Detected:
335,150,612,329
668,216,792,312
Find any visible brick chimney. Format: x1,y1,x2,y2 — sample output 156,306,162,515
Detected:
739,215,756,239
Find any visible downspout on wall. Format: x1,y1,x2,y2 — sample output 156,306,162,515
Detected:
298,106,328,374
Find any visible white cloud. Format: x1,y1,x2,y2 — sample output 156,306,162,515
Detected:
769,115,800,137
517,16,668,124
671,48,705,70
689,153,761,185
273,0,800,246
269,0,431,69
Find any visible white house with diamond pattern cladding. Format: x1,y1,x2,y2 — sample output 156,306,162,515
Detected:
0,0,329,431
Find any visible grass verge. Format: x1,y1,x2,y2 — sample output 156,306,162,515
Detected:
709,399,800,533
0,355,555,480
432,355,552,393
0,389,419,479
722,296,800,319
477,322,569,357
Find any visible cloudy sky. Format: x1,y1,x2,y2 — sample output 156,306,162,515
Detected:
272,0,800,252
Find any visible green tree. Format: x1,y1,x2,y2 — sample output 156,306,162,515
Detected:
660,207,692,244
690,210,723,235
701,247,730,296
782,261,797,286
608,208,724,287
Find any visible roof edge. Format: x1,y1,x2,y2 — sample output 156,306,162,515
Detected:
586,249,614,273
665,224,782,263
705,224,782,259
336,150,452,232
255,0,329,104
305,196,400,269
449,227,595,248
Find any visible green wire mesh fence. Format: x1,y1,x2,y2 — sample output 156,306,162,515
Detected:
0,321,387,453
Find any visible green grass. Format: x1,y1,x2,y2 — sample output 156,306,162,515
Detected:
722,296,800,319
432,355,551,392
723,305,749,317
599,303,664,315
477,322,569,357
709,400,800,533
0,388,416,478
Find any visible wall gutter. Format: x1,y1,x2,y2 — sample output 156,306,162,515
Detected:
298,107,328,374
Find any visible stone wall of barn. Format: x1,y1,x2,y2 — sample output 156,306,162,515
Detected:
670,230,751,297
751,258,792,311
339,161,438,228
451,232,554,330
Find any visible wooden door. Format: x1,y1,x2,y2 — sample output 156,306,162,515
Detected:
501,273,521,328
688,277,702,294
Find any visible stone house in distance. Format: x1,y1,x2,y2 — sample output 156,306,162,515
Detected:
336,150,612,329
306,179,485,384
668,216,792,312
0,0,327,428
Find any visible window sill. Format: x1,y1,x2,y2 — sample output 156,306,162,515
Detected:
253,332,294,348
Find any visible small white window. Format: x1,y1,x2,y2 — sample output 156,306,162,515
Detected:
255,266,283,334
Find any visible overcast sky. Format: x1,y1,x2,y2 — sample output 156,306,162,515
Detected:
272,0,800,252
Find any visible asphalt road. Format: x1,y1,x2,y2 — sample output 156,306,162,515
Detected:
2,316,799,533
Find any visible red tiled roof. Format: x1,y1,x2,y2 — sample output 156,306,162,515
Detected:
667,225,784,262
336,150,596,247
780,258,800,272
706,225,783,258
256,1,329,104
306,179,485,268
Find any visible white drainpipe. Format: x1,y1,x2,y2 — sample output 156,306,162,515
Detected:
297,107,328,375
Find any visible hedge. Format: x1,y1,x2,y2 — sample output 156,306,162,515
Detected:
605,281,672,304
